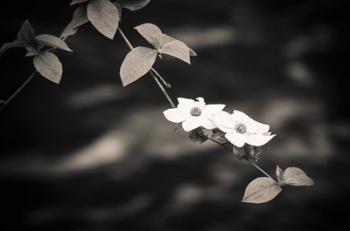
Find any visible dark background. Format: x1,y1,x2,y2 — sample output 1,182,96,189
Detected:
1,0,349,230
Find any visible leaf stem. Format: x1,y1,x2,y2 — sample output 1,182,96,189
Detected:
118,27,176,107
250,161,274,180
0,70,37,111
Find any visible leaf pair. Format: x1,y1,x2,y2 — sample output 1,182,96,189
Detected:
120,23,196,87
135,23,197,64
242,166,314,204
62,0,151,39
0,20,72,84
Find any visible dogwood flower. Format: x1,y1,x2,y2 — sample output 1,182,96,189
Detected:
163,97,225,132
214,110,275,147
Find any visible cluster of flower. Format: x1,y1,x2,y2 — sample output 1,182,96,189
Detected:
163,97,275,148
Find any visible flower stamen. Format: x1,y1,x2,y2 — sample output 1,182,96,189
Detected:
190,107,202,117
234,123,247,134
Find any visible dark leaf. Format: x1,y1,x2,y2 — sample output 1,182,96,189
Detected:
242,177,282,204
61,5,89,39
25,46,40,57
87,0,120,39
70,0,88,5
33,52,63,84
120,46,158,86
0,40,22,57
17,20,36,47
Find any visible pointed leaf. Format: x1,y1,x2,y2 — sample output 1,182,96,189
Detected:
283,167,314,187
159,39,191,64
87,0,120,39
33,52,63,84
17,20,36,46
276,165,284,183
242,177,282,204
120,0,151,11
120,46,158,87
70,0,88,5
0,40,22,57
61,5,89,39
160,34,196,57
134,23,162,48
35,34,72,52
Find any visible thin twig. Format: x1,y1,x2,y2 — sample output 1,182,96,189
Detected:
151,68,171,88
118,27,176,107
207,135,274,180
149,71,176,107
250,161,274,180
0,70,37,111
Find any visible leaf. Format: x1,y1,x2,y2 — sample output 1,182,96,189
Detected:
189,48,197,56
119,0,151,11
33,52,63,84
35,34,72,52
276,165,284,183
120,46,158,87
159,34,196,56
70,0,88,5
159,39,191,64
242,177,282,204
0,40,22,57
283,167,314,187
61,5,89,39
87,0,120,39
134,23,162,48
17,20,36,47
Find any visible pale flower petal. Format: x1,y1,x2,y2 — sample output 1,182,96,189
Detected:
202,104,226,116
201,117,217,129
246,134,276,146
225,132,248,147
182,117,203,132
232,110,270,134
163,108,187,123
214,111,235,133
177,97,195,111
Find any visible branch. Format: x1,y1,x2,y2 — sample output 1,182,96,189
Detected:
0,70,37,111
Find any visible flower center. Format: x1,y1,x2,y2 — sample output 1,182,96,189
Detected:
190,107,202,117
234,123,247,134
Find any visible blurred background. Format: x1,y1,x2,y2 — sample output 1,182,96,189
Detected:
1,0,349,230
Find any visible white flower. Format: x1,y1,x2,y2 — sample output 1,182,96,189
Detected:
163,97,225,132
214,110,275,147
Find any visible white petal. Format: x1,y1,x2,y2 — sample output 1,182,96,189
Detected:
201,117,217,129
225,132,247,147
163,108,187,123
202,104,226,116
232,110,270,134
177,97,195,111
214,111,235,133
182,117,203,132
193,97,206,109
246,134,276,147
